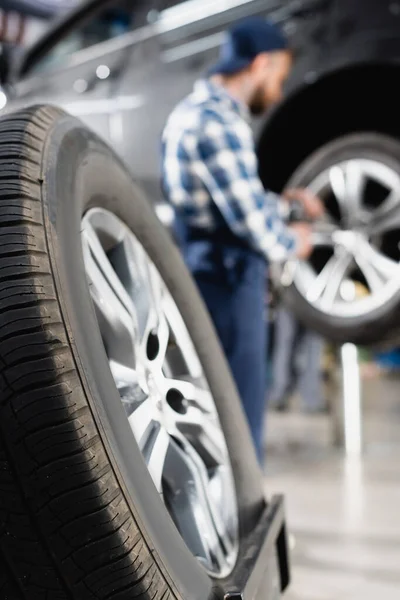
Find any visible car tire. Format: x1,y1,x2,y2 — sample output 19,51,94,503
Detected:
0,106,265,599
275,132,400,347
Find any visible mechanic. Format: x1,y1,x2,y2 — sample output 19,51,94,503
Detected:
161,16,324,464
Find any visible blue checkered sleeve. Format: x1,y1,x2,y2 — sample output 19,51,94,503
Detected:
185,116,298,262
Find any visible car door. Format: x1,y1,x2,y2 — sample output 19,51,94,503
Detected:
7,0,159,151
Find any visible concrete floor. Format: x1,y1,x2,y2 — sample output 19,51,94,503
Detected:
264,370,400,600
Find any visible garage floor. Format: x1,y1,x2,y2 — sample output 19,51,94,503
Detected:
264,371,400,600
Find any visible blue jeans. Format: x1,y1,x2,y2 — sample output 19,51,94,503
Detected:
270,306,324,410
183,240,267,464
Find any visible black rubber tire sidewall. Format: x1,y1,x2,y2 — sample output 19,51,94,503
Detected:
41,113,265,596
280,133,400,347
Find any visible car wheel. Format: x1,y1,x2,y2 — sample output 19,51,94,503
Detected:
274,133,400,347
0,106,265,599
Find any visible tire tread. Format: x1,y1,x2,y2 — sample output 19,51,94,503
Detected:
0,106,174,599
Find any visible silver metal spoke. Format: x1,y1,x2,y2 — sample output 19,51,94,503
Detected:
128,402,170,494
355,256,382,293
163,294,202,378
162,378,226,476
208,466,236,554
82,223,139,368
330,161,365,226
170,404,225,468
118,232,155,343
147,271,170,369
175,433,234,562
122,237,172,357
142,423,170,495
311,220,337,247
128,397,157,445
153,311,170,368
82,221,136,319
121,245,170,368
345,161,365,223
307,251,353,309
109,360,148,416
164,436,228,572
329,165,346,208
353,240,400,292
109,360,138,388
369,190,400,235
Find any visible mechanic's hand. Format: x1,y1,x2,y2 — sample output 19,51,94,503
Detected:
289,222,314,260
284,187,325,220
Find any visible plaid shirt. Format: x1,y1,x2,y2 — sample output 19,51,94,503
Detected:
161,79,297,262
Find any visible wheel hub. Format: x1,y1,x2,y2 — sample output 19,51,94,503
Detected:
81,207,239,579
290,158,400,318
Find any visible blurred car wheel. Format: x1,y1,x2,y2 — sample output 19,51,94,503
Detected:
274,133,400,347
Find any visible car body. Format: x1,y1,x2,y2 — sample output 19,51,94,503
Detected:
1,0,398,203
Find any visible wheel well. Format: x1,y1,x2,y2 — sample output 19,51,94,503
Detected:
257,63,400,192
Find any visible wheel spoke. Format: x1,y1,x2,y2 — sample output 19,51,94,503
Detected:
147,273,170,368
115,232,155,343
152,311,170,368
109,360,147,416
330,161,365,226
353,240,400,292
128,397,157,445
311,220,337,247
163,294,202,378
307,251,353,308
128,399,170,493
369,190,400,235
177,434,234,559
163,437,227,571
329,165,346,208
354,255,383,293
82,223,139,368
141,422,170,494
175,409,225,468
163,378,225,469
321,253,353,308
345,161,365,221
120,234,173,365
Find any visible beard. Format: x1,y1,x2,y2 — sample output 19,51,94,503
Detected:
249,86,269,116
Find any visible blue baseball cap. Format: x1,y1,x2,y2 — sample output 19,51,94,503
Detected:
208,17,289,76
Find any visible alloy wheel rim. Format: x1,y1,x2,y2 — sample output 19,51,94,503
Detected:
81,207,239,578
285,158,400,318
